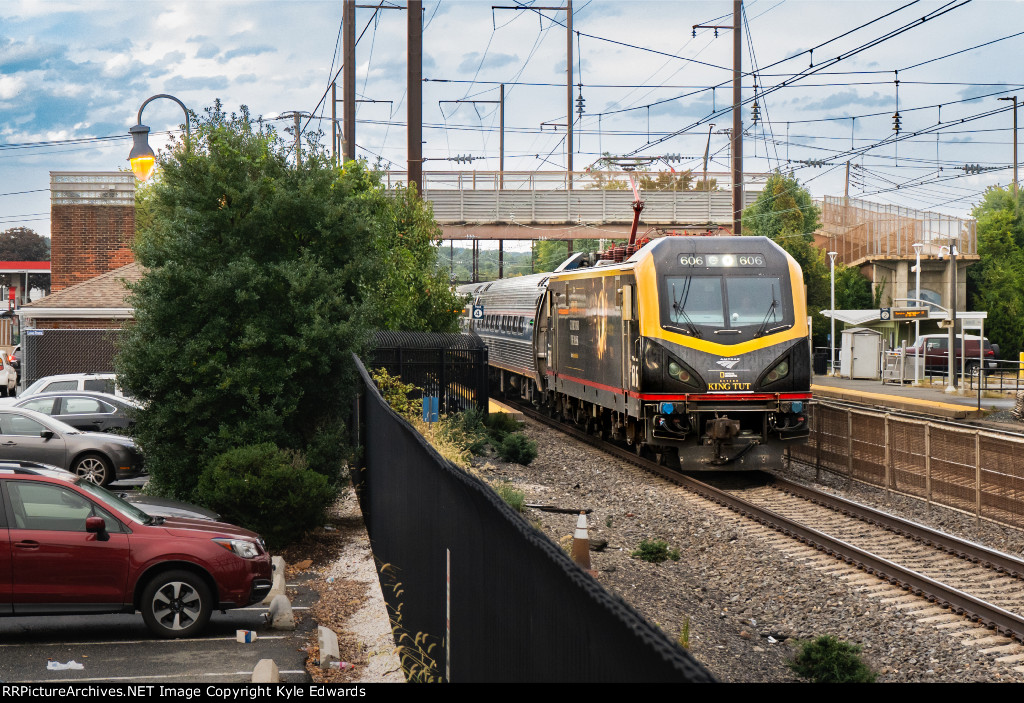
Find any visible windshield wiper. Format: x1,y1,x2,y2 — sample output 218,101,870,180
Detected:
754,297,779,338
671,282,702,338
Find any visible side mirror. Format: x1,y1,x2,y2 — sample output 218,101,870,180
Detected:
85,516,109,541
40,430,54,440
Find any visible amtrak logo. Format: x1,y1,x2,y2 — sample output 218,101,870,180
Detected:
716,358,741,369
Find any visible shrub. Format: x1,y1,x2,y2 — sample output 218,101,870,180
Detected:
632,538,681,563
789,635,876,683
493,481,526,512
196,443,337,550
497,432,537,465
371,368,420,419
485,411,523,443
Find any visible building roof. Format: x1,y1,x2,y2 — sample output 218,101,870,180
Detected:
19,263,143,317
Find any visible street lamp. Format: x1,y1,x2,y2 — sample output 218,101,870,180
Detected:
129,94,191,182
828,251,838,376
938,242,959,392
911,241,923,385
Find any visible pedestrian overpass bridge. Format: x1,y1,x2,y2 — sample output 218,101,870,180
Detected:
382,170,766,240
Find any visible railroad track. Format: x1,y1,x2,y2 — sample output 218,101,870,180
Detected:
500,394,1024,646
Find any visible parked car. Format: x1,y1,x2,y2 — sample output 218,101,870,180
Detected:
20,372,126,399
13,391,139,433
905,334,998,375
0,464,271,637
0,407,144,486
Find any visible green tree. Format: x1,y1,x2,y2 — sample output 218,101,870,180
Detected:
741,172,833,345
117,102,462,500
0,227,51,294
968,186,1024,357
741,171,821,242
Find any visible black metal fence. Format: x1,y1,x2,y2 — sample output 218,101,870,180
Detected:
21,328,121,388
366,331,489,415
351,354,713,682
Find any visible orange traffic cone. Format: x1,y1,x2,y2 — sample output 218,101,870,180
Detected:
571,511,595,575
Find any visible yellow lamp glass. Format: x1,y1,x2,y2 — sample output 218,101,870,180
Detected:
130,154,156,182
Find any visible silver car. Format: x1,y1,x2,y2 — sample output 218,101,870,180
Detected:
0,407,144,486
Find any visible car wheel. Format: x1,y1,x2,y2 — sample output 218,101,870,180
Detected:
72,453,113,487
141,570,213,638
965,361,979,377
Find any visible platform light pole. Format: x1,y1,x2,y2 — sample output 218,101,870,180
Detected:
939,243,959,392
828,251,838,376
912,241,923,385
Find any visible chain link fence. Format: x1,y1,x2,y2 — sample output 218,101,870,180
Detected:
21,328,121,389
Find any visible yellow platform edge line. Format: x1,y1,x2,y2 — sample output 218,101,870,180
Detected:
811,384,980,417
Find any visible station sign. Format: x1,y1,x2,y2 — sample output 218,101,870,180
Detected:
472,305,484,320
892,307,929,319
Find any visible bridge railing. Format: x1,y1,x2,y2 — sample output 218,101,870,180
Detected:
383,170,770,192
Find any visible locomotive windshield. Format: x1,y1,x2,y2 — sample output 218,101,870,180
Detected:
663,275,789,339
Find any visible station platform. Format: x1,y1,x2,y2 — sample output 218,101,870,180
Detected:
811,374,1018,420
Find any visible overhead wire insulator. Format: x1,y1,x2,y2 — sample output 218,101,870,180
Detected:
892,112,902,133
751,101,760,125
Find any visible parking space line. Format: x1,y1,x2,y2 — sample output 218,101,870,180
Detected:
26,671,308,683
0,635,291,648
238,606,309,611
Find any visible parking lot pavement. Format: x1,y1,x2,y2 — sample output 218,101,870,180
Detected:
0,571,319,683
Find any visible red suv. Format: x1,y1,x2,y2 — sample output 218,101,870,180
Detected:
0,465,272,637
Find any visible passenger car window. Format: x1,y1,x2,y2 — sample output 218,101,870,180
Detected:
43,381,78,392
7,481,122,532
19,398,56,414
0,413,49,436
83,379,116,393
64,398,112,414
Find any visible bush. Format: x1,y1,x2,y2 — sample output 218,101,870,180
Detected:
632,539,680,564
196,443,337,550
485,411,523,444
497,432,537,465
371,369,420,419
789,635,876,683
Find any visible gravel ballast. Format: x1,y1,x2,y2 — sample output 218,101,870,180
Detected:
477,414,1024,683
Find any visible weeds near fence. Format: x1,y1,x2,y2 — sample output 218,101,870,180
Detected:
632,538,681,564
494,482,526,512
789,635,876,683
378,562,442,683
678,616,691,649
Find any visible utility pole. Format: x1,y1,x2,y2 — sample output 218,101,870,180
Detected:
566,0,573,189
343,0,356,164
731,0,743,234
408,0,423,191
999,96,1018,196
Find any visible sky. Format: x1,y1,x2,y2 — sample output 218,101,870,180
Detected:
2,0,1023,241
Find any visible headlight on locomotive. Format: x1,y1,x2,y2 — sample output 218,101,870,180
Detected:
668,361,690,383
764,358,790,384
665,356,700,390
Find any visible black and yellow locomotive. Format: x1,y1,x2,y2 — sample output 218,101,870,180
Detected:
460,235,811,469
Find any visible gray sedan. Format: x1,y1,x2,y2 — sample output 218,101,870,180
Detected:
0,407,144,486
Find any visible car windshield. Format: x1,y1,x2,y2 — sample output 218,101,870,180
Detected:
74,478,154,525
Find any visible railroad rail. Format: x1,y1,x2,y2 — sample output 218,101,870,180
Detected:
500,395,1024,643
